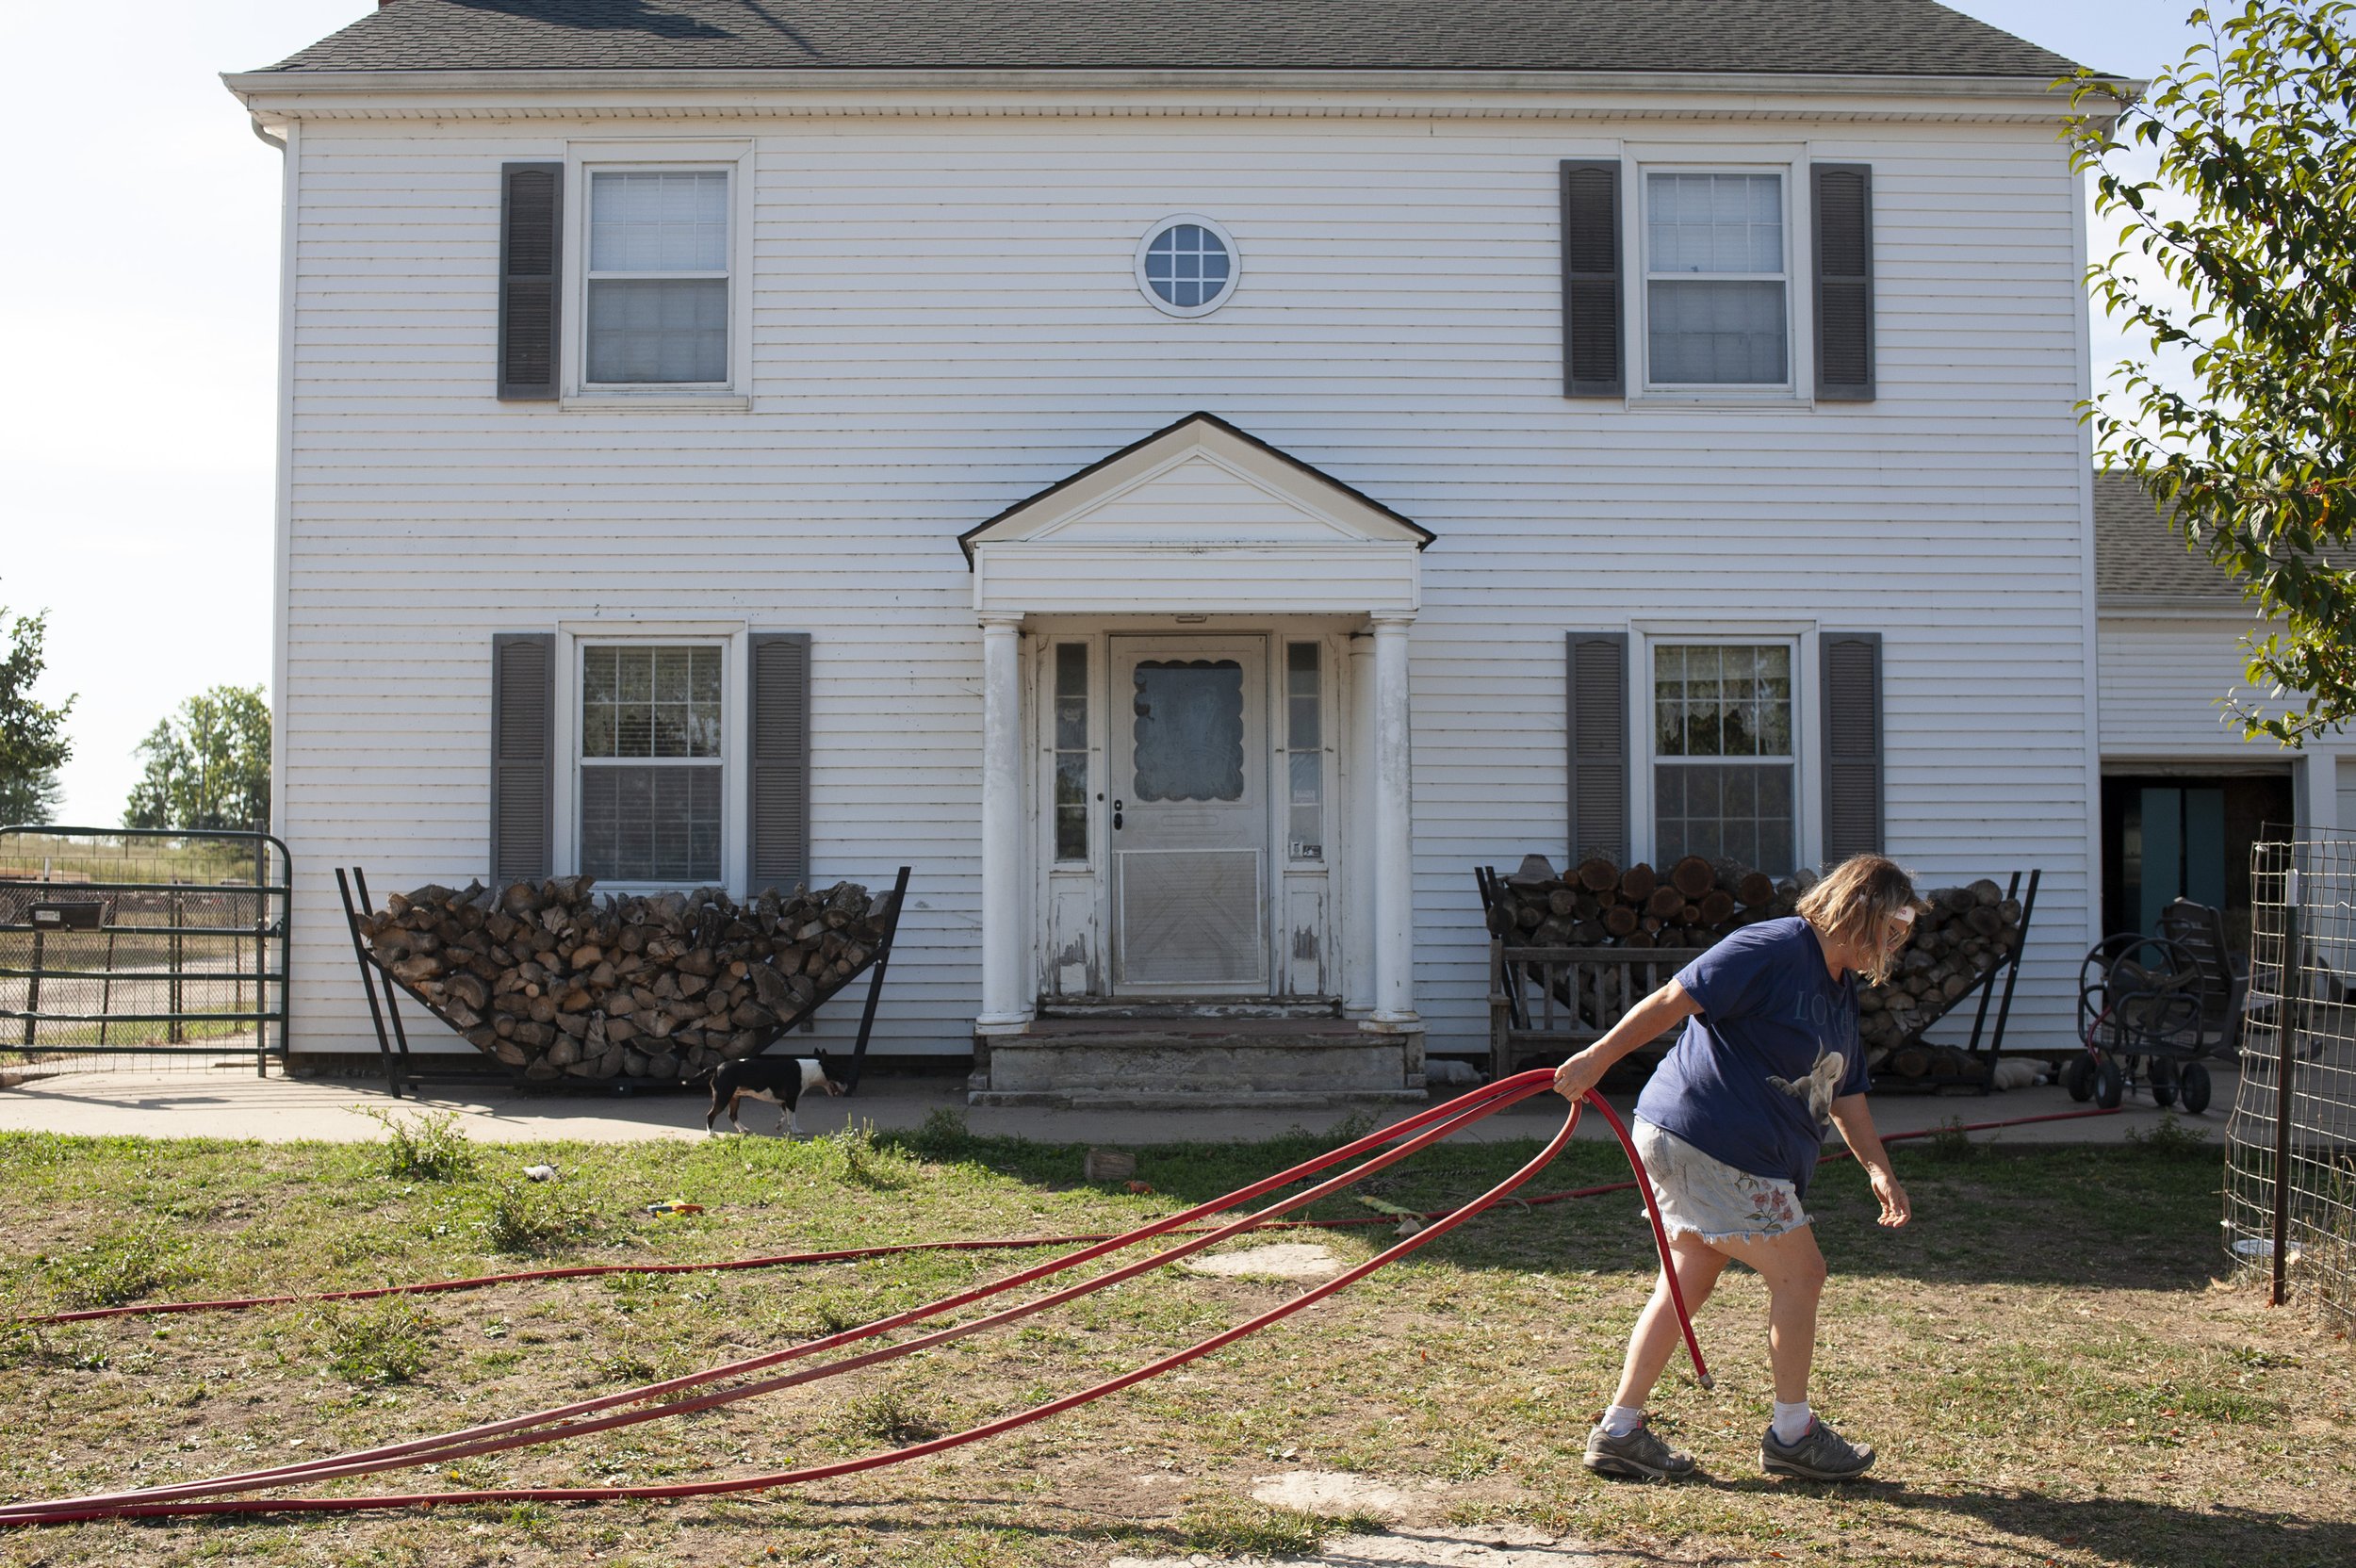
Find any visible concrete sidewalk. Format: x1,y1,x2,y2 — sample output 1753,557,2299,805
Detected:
0,1060,2225,1147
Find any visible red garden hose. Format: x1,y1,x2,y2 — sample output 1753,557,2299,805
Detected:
4,1073,1710,1526
16,1104,2122,1330
13,1078,1545,1514
0,1090,2118,1526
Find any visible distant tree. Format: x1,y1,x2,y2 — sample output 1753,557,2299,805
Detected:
0,599,74,825
2070,2,2356,743
124,685,271,832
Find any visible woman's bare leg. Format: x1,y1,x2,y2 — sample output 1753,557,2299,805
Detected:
1704,1224,1828,1404
1610,1232,1728,1410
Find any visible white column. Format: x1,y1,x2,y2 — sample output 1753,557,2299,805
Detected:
1343,632,1378,1015
976,612,1031,1032
1367,612,1419,1030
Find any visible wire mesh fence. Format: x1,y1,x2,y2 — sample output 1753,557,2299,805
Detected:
0,826,289,1076
2225,836,2356,1328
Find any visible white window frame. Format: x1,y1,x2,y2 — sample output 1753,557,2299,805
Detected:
1629,624,1821,874
552,621,749,894
561,141,754,405
1626,146,1813,402
1135,213,1242,318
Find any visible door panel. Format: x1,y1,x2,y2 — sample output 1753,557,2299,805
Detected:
1111,637,1268,991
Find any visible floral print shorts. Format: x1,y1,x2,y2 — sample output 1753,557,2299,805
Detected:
1631,1119,1811,1246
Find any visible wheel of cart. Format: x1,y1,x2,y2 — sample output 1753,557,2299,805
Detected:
2073,899,2243,1115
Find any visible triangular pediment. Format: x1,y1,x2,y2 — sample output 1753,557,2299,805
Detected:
961,413,1431,564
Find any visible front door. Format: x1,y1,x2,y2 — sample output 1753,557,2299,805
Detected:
1110,636,1268,992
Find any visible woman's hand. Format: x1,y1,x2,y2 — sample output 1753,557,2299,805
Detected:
1867,1164,1911,1229
1552,1050,1607,1103
1550,981,1699,1106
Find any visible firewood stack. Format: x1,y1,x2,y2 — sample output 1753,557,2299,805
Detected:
1485,854,1794,952
1863,878,2025,1067
358,876,897,1082
1487,857,2025,1064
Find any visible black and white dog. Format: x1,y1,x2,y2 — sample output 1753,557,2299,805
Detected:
700,1053,848,1137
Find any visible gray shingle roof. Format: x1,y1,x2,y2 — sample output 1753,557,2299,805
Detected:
2094,471,2245,604
255,1,2086,77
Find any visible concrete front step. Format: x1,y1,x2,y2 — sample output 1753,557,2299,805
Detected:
970,1016,1423,1108
1035,997,1343,1021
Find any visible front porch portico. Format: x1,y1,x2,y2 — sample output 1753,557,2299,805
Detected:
959,415,1432,1102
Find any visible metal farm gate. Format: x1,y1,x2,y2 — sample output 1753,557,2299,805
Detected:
0,826,289,1075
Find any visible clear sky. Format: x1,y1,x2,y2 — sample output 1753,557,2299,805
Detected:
0,1,2206,826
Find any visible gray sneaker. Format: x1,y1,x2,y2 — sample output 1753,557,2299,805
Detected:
1759,1417,1875,1480
1583,1418,1697,1481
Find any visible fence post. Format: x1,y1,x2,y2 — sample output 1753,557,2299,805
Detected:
2272,868,2301,1307
169,887,184,1044
20,929,39,1050
254,915,269,1078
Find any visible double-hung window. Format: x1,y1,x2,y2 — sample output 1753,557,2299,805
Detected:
1653,644,1796,875
1644,172,1789,388
585,170,730,385
579,644,724,884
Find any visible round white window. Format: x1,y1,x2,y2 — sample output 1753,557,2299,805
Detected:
1135,216,1239,317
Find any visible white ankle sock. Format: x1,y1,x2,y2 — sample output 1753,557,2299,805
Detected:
1600,1404,1644,1439
1771,1400,1813,1444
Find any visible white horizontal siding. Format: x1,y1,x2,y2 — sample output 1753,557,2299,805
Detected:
2096,612,2356,837
2097,612,2286,758
279,112,2102,1059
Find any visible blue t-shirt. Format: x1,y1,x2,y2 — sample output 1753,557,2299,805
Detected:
1631,917,1868,1196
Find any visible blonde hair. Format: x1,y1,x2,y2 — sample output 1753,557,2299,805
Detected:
1795,854,1922,985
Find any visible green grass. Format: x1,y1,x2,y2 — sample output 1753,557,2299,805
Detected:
0,1119,2345,1567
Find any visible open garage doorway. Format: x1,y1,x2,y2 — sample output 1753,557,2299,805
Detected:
2100,768,2296,954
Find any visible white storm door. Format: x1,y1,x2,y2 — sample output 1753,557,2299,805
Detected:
1110,636,1269,993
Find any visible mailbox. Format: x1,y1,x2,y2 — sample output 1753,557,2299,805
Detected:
28,903,104,931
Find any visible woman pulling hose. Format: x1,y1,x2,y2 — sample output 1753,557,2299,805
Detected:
1552,854,1919,1482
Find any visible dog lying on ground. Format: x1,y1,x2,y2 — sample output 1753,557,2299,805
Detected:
699,1053,847,1136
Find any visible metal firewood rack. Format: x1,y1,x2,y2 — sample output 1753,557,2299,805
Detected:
335,866,911,1099
1478,864,2039,1093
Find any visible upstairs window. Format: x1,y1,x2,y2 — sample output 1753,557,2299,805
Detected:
1644,172,1789,387
1136,216,1240,317
586,171,729,384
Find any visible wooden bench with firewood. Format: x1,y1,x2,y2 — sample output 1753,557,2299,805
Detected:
1479,856,2038,1093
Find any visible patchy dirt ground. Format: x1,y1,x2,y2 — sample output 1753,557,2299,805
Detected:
0,1115,2348,1566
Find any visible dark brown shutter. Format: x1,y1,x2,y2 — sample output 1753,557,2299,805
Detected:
1561,159,1625,398
499,162,563,400
489,633,554,884
1820,632,1884,863
1566,632,1629,864
1812,164,1874,401
746,632,812,894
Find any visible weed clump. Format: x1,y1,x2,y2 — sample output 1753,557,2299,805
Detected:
898,1106,974,1160
2125,1112,2214,1158
826,1120,915,1190
1175,1501,1382,1559
43,1229,188,1310
1922,1117,1977,1162
312,1297,439,1385
356,1107,476,1182
838,1381,946,1446
476,1179,593,1254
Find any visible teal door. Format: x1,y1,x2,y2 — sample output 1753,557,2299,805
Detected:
2136,786,2226,934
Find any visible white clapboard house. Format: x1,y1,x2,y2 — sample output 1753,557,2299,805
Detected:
229,0,2218,1099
